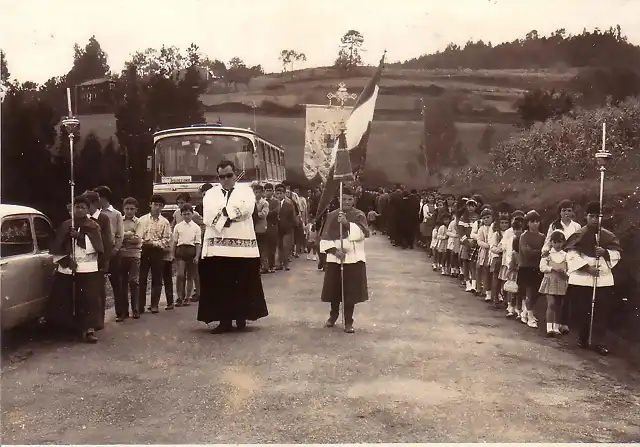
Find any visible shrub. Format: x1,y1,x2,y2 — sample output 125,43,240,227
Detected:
489,97,640,181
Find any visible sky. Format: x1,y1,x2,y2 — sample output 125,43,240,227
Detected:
1,0,640,84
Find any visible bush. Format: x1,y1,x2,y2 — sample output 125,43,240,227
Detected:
490,97,640,181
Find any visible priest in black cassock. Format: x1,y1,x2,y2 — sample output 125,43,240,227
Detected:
197,160,268,334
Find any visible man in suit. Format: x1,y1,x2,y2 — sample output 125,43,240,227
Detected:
83,191,114,330
388,184,405,245
275,183,296,271
263,183,280,273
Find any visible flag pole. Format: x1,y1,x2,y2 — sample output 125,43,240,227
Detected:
339,180,346,328
334,126,353,329
590,122,612,346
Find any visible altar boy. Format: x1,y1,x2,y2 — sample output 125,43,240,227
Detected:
319,186,370,334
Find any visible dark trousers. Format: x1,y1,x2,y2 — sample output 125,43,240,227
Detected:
294,224,305,254
266,225,278,269
570,285,612,345
318,252,327,270
163,260,174,305
118,256,140,316
256,232,269,271
559,290,572,327
278,230,294,268
138,246,164,311
330,301,355,325
97,273,106,330
107,252,122,316
398,228,414,248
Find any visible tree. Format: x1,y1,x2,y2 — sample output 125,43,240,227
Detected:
1,49,9,83
78,132,103,191
1,84,64,222
335,30,364,71
228,57,245,69
127,46,185,78
422,96,459,173
101,137,127,202
405,161,418,178
451,141,469,166
401,26,640,70
66,36,110,86
572,67,640,107
115,63,152,201
226,58,255,91
201,57,227,80
477,124,496,153
517,88,574,128
279,50,307,72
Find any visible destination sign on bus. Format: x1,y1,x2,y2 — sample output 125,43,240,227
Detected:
161,176,192,183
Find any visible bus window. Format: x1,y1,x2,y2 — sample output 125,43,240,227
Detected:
258,141,267,180
267,145,278,180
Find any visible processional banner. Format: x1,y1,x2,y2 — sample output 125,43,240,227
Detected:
303,104,353,181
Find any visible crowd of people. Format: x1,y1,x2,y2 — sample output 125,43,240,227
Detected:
44,172,621,355
45,161,371,341
357,185,622,356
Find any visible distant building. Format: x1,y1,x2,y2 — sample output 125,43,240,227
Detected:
77,77,116,114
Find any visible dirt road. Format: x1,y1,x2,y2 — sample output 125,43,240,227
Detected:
2,235,639,443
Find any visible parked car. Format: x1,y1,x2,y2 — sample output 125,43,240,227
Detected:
0,204,56,331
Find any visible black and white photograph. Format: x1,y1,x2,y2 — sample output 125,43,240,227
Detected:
1,0,639,443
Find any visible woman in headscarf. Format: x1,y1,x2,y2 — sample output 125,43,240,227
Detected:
47,196,104,343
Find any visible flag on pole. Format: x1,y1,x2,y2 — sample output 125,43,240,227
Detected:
333,130,354,182
315,52,386,219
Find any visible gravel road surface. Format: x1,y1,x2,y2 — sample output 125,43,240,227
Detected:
2,235,639,443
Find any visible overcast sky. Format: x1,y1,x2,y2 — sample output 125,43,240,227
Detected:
1,0,639,84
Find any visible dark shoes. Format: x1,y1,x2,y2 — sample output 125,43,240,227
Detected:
84,330,98,344
324,318,355,333
578,339,610,356
210,320,246,334
211,323,233,334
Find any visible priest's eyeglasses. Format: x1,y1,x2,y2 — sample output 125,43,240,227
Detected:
218,173,235,179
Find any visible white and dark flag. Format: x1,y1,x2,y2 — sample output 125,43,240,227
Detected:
315,52,386,218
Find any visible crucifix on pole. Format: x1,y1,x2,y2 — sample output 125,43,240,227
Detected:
327,82,357,107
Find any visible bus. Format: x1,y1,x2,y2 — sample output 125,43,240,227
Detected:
151,124,286,219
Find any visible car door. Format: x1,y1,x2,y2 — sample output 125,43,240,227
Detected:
32,214,56,306
0,214,40,330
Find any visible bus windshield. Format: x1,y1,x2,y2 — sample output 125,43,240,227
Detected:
154,134,257,182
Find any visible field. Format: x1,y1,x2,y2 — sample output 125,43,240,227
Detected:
76,112,516,188
70,67,580,187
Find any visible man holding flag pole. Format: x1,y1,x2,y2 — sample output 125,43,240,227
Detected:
317,52,385,333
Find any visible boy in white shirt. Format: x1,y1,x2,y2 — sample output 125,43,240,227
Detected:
171,204,202,307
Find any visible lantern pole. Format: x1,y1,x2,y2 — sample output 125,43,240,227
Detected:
589,122,612,346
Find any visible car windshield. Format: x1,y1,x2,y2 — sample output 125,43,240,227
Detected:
154,134,257,182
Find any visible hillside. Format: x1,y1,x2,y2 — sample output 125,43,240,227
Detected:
73,66,578,187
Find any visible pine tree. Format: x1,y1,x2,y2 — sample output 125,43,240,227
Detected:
477,124,496,153
115,64,152,202
78,132,103,191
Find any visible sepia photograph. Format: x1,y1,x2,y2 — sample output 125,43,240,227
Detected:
0,0,639,443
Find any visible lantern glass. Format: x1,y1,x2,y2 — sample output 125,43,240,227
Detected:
595,150,612,167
